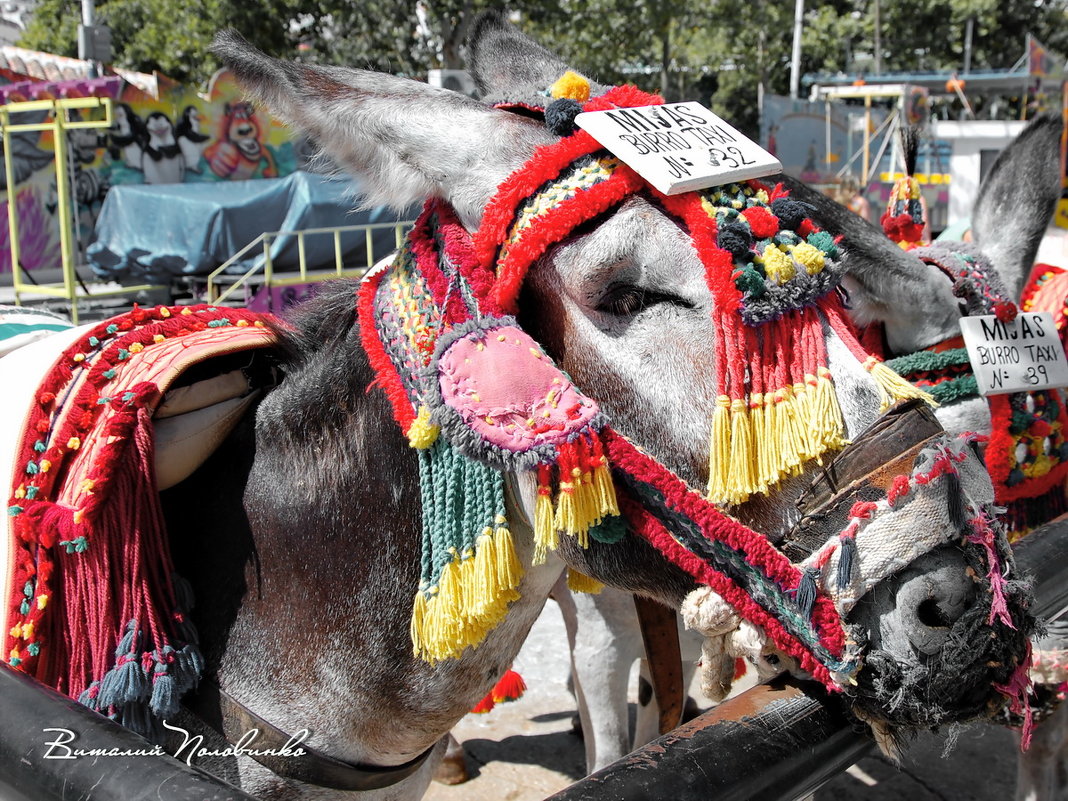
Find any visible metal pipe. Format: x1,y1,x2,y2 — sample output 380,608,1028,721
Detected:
544,676,870,801
0,663,257,801
789,0,804,100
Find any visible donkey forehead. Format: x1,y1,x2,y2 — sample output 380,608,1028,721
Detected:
542,197,707,301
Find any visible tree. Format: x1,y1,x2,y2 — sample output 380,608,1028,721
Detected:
21,0,308,86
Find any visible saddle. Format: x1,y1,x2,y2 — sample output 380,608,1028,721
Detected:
4,304,278,735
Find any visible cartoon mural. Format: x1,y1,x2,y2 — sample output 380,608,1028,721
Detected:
0,50,300,275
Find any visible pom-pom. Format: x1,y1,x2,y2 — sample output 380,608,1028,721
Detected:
545,98,582,137
717,221,754,258
742,206,780,239
769,197,810,231
549,70,591,102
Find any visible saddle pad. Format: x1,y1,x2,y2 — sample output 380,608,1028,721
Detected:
4,304,277,730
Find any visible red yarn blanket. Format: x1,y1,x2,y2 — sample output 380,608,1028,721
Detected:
5,304,276,734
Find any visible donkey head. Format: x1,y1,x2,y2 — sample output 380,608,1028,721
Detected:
792,111,1064,438
213,17,1032,744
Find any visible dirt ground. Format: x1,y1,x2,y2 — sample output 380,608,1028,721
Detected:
424,598,1022,801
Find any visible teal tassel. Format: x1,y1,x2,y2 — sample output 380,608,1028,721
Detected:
150,673,180,719
836,536,857,591
794,567,819,620
173,644,204,694
97,658,149,709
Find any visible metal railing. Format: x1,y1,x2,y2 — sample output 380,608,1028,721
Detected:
4,97,165,324
205,220,414,306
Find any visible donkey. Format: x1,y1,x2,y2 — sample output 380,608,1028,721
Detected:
0,19,1034,801
786,112,1065,800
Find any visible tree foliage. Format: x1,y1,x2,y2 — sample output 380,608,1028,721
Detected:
18,0,1068,131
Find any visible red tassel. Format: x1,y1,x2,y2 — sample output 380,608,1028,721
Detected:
470,693,496,714
491,668,526,703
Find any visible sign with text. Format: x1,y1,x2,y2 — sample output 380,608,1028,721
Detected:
575,102,782,195
959,312,1068,395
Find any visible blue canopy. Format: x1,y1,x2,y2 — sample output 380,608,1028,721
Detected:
87,171,411,283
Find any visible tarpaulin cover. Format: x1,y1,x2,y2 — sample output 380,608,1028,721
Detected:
87,171,410,283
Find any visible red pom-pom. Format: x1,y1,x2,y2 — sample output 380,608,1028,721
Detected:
491,668,526,703
1031,419,1052,438
39,392,56,407
742,206,779,239
994,301,1018,323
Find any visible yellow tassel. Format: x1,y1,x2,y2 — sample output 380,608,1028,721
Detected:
554,475,595,548
726,399,757,505
410,590,429,659
567,567,605,594
470,530,496,613
791,382,816,461
406,405,440,449
760,393,780,490
591,463,619,518
706,395,733,503
864,357,938,413
534,489,558,565
494,522,524,597
811,369,848,454
749,395,767,496
772,388,802,477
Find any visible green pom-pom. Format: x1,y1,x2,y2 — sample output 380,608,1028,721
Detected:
590,515,628,544
735,267,767,298
807,230,839,258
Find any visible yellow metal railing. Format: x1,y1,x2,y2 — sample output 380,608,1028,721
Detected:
4,97,162,324
206,220,414,306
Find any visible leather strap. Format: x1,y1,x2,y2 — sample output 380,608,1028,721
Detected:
634,595,684,735
185,680,434,791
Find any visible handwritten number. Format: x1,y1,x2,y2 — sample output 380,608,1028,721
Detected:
727,146,756,166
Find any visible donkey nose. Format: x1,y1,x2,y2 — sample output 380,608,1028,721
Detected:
894,549,976,655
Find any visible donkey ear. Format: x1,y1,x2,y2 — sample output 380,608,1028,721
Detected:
970,112,1064,300
466,10,604,100
211,30,554,226
778,175,934,311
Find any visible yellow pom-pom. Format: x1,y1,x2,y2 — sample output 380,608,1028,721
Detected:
791,242,825,275
406,406,440,449
550,70,591,102
36,594,48,610
20,622,33,640
159,306,172,318
129,343,144,353
67,437,81,451
762,244,795,284
38,460,51,473
9,625,21,639
153,334,165,344
13,485,24,500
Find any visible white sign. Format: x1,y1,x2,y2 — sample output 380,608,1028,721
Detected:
959,312,1068,395
575,101,782,195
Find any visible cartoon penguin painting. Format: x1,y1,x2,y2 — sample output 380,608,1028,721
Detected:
175,105,210,173
141,111,185,184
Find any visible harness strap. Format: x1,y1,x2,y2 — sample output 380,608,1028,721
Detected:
633,595,684,735
185,680,434,791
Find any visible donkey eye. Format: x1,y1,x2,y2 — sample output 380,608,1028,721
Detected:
598,284,692,317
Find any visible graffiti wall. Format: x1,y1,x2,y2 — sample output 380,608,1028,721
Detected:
0,56,300,275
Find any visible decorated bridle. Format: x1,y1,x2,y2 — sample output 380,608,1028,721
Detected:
359,77,1014,695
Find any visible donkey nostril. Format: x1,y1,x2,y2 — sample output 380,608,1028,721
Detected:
916,597,953,630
